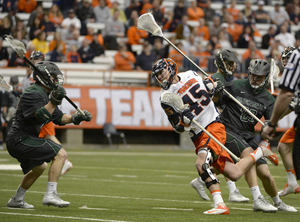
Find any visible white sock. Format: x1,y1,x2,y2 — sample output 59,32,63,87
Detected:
46,182,57,194
250,186,261,200
271,195,281,205
286,170,298,187
211,190,223,206
249,147,263,162
226,180,237,194
14,185,27,201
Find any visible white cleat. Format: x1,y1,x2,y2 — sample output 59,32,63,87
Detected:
253,195,277,213
274,200,297,212
61,159,73,175
278,183,300,197
190,178,210,201
229,189,250,203
203,202,230,215
42,191,70,207
7,196,34,209
259,140,278,166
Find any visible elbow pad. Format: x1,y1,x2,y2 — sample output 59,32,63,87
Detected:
35,107,52,124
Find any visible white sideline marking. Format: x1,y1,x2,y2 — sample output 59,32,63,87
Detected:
0,212,130,222
230,207,253,211
79,205,113,211
153,207,193,211
0,164,21,170
67,151,194,157
113,175,137,178
2,207,34,210
164,175,189,178
0,159,9,161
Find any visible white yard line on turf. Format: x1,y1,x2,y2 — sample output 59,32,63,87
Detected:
79,205,114,211
0,212,130,222
67,151,195,157
153,207,193,211
230,207,254,211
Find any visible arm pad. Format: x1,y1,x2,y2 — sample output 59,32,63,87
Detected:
35,107,52,124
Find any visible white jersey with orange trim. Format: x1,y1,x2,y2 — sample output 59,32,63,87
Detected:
161,70,220,136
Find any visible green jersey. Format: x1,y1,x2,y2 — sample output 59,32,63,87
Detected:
219,79,275,134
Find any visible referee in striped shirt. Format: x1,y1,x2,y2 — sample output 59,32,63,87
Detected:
261,48,300,179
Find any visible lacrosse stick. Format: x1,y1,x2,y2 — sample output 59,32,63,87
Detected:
161,92,240,162
4,35,85,116
0,74,13,91
270,58,280,94
138,13,264,126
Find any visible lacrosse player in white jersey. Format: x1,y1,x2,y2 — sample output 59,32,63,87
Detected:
152,58,279,215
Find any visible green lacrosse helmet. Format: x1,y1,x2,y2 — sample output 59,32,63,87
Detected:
248,59,270,94
214,49,238,80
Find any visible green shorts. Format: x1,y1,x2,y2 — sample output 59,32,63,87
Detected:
6,135,62,174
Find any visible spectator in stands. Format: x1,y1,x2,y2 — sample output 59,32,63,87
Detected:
227,0,240,21
197,18,210,41
198,42,213,72
152,37,168,60
187,0,204,21
8,51,27,67
255,1,270,24
289,5,300,25
76,0,96,35
27,4,43,27
209,15,221,37
49,32,66,55
237,25,254,48
110,1,127,23
219,23,233,46
203,0,215,23
218,29,233,49
91,0,112,8
226,14,243,43
14,30,28,46
85,27,104,45
152,0,164,26
78,39,95,63
18,0,37,13
267,36,284,60
217,4,229,23
125,0,139,19
89,33,105,56
125,9,139,33
176,15,193,39
67,44,82,63
182,34,197,54
114,43,136,70
50,43,67,62
5,8,20,28
61,9,81,31
169,41,186,70
0,37,9,67
31,30,49,54
42,13,56,37
103,10,125,50
243,49,259,73
275,21,295,48
270,3,290,27
60,0,77,18
29,16,44,40
173,0,187,21
127,18,148,46
162,10,179,33
2,0,17,13
241,40,265,63
67,29,82,49
139,0,153,15
135,41,156,71
261,25,276,49
241,0,255,22
0,16,12,37
94,0,111,24
49,4,64,27
182,46,199,72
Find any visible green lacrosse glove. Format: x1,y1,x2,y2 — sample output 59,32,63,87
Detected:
72,110,92,125
214,78,224,97
49,85,66,106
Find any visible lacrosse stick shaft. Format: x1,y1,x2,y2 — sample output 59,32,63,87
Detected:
192,119,240,162
23,56,85,116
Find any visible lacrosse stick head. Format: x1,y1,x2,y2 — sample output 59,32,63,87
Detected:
4,35,27,58
160,92,188,114
137,13,163,37
281,46,296,67
33,61,64,90
270,58,280,81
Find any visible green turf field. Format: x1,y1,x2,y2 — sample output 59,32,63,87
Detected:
0,148,299,222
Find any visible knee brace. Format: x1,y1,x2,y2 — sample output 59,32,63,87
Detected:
198,148,220,188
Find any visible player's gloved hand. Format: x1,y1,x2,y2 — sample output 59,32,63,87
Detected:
12,90,22,98
203,77,217,94
214,78,224,97
261,120,277,133
180,108,194,127
289,97,295,111
72,110,92,125
49,85,66,106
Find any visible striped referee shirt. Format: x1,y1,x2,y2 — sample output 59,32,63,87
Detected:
280,48,300,92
